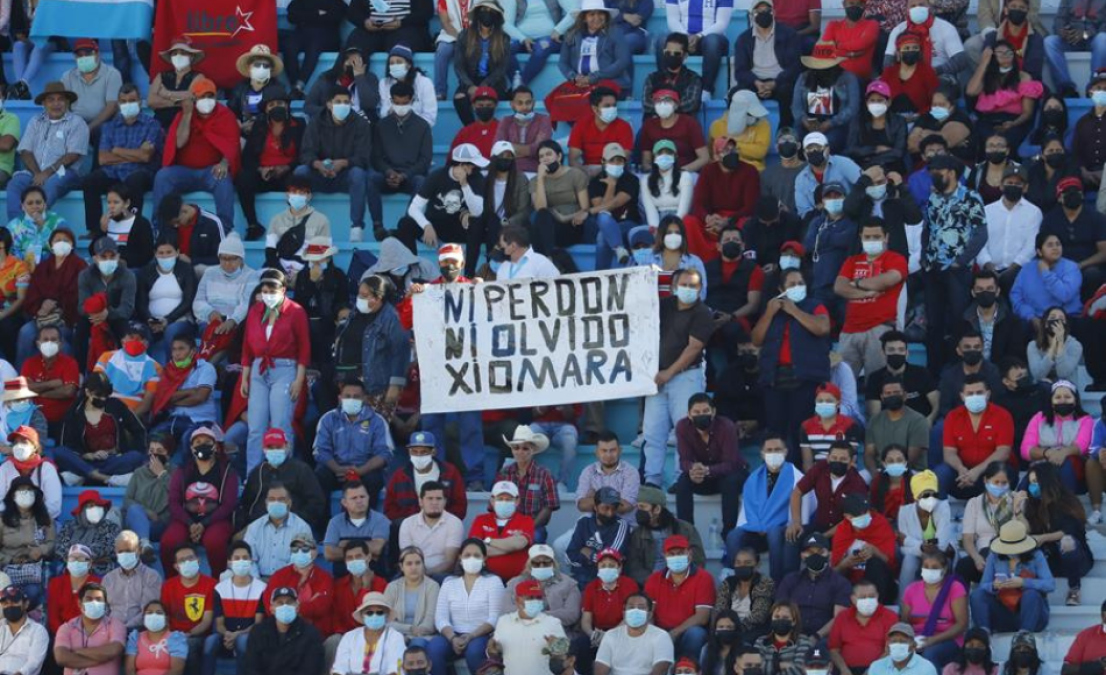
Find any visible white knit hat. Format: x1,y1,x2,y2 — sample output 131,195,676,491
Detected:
218,233,246,258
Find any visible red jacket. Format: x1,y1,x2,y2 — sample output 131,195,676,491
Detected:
690,160,760,221
47,573,101,633
383,459,468,521
241,297,312,368
831,510,898,579
263,564,334,636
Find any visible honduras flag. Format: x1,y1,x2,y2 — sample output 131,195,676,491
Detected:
29,0,154,44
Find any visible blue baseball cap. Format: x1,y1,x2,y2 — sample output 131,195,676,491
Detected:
407,431,437,448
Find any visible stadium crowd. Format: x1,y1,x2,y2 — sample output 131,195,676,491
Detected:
0,0,1101,673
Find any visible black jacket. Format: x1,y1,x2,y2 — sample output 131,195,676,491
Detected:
235,458,328,531
371,112,433,178
299,110,372,169
452,29,512,92
135,259,198,324
59,395,147,455
162,208,228,268
242,116,306,175
303,72,380,121
741,211,805,270
733,22,802,91
244,617,324,675
843,174,923,261
958,301,1028,366
293,264,349,323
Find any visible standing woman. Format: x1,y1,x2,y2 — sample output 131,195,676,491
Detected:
428,538,505,675
529,140,590,255
240,269,309,473
147,37,206,130
452,0,513,126
471,141,531,275
379,44,438,125
124,599,188,675
343,275,410,420
558,0,632,95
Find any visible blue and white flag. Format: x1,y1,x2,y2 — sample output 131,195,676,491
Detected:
30,0,154,43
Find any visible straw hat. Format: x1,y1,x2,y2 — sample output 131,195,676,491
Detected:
990,520,1037,556
801,41,846,69
236,44,284,78
158,35,205,65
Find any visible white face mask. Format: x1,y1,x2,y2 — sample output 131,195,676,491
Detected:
917,496,939,513
920,568,944,584
411,454,434,471
171,54,191,70
392,103,413,117
356,298,371,314
461,557,484,574
85,506,105,524
12,443,35,462
52,240,73,258
764,452,786,470
38,341,59,358
261,292,282,308
663,233,682,251
856,597,879,616
250,64,271,82
867,102,888,118
195,98,216,115
655,102,676,119
862,240,885,256
14,491,35,508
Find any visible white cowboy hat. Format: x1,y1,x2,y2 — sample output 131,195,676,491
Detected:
502,425,550,454
574,0,619,19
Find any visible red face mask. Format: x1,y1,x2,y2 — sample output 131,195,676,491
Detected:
123,340,145,357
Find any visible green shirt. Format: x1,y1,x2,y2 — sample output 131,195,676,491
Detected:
0,112,22,176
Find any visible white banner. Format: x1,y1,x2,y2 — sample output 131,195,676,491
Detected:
412,268,661,414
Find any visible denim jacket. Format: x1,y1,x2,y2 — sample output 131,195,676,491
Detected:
356,303,411,395
559,28,632,91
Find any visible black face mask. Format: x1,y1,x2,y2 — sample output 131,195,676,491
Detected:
770,619,793,636
745,668,765,675
931,174,949,193
635,510,652,527
476,10,497,27
778,141,798,159
596,514,615,527
885,353,907,370
975,290,998,308
828,460,849,477
1042,109,1065,126
691,414,713,430
715,628,740,644
495,157,514,172
1012,652,1034,669
193,444,216,461
546,161,560,174
405,670,428,675
663,53,684,70
1006,8,1027,23
721,242,743,259
1045,153,1067,169
474,107,496,123
2,606,23,622
964,648,988,665
1002,185,1024,202
845,4,864,19
882,395,905,411
89,396,107,409
1016,375,1034,392
738,353,758,370
1054,403,1077,416
268,106,288,123
961,350,983,366
1062,191,1083,209
754,10,773,27
805,150,825,166
804,553,827,573
901,51,921,65
721,153,741,170
439,266,460,282
986,150,1008,165
733,566,755,581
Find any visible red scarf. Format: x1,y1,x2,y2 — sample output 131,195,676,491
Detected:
1000,21,1030,66
151,359,196,417
83,292,117,372
198,319,236,362
12,454,46,474
904,14,936,66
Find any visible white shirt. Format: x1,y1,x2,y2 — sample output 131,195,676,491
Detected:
595,624,674,675
148,271,183,320
496,249,561,281
397,511,464,571
434,575,505,634
977,197,1042,270
0,618,49,675
884,18,964,67
640,170,695,228
493,611,567,674
377,73,438,126
331,625,406,675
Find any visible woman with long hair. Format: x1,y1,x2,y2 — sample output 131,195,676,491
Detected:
427,538,504,675
453,0,512,126
641,142,694,230
1021,462,1093,605
529,140,590,254
966,40,1043,154
943,627,998,675
383,547,441,645
899,550,968,671
379,43,438,124
752,602,815,675
0,477,53,608
1021,380,1098,498
1024,305,1084,384
647,216,708,299
1026,135,1079,213
715,549,774,643
337,275,411,419
702,610,742,674
470,141,532,276
870,444,915,523
907,83,975,163
897,471,954,593
1029,94,1070,147
956,462,1020,585
1011,235,1083,323
124,599,188,675
558,1,632,93
846,80,907,173
303,47,380,120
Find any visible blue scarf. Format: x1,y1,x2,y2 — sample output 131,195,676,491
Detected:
742,463,794,531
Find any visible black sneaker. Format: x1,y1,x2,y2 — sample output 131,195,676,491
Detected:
373,226,389,242
244,224,265,241
9,81,30,100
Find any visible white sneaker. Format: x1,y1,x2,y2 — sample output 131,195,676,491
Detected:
1090,509,1102,525
614,246,630,265
701,90,712,103
667,429,677,446
60,471,84,487
631,432,645,448
350,226,364,243
106,473,133,488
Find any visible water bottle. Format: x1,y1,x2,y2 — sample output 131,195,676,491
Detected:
708,518,721,550
512,70,523,91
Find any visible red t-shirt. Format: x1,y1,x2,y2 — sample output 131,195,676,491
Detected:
469,512,535,582
774,0,820,28
839,251,908,333
636,114,707,168
161,575,217,633
451,121,499,163
582,576,640,631
643,568,715,631
821,19,881,79
779,304,829,365
263,565,335,636
568,117,634,166
258,130,298,168
1065,624,1106,666
330,574,387,635
942,404,1015,469
21,352,80,422
829,605,900,667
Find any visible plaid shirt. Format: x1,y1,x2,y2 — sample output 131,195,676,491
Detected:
382,459,468,521
17,112,89,173
98,113,164,180
498,462,560,517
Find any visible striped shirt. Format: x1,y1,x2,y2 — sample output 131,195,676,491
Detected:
93,349,161,410
17,112,89,173
665,0,733,35
369,0,411,23
213,578,267,632
434,575,505,634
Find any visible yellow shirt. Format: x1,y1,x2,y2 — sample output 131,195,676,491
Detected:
708,117,771,172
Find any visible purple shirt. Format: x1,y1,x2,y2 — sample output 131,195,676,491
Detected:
675,415,747,476
493,113,554,173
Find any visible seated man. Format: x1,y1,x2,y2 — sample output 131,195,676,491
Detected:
959,270,1028,367
398,481,465,578
883,0,969,81
830,494,897,603
395,144,487,253
936,331,1004,416
489,580,567,673
496,425,559,544
799,384,864,470
383,431,468,523
82,83,163,232
156,195,227,274
93,322,162,416
787,440,867,561
236,428,326,531
1062,600,1106,675
21,323,80,435
242,482,313,579
682,149,759,261
867,623,940,675
641,33,703,118
313,378,391,505
370,81,432,242
795,133,861,219
704,225,765,332
594,594,675,675
261,532,333,638
295,85,375,242
153,78,240,230
643,535,714,659
161,543,216,672
102,530,162,631
733,2,802,127
54,582,125,675
243,587,324,675
0,585,47,675
322,482,389,567
1043,2,1106,99
151,334,217,443
977,167,1042,292
864,330,938,423
828,580,901,675
5,82,88,221
776,534,853,637
494,86,554,174
567,487,631,586
864,377,930,475
674,393,748,538
936,374,1014,499
451,87,499,160
329,541,387,639
60,39,122,139
468,481,535,582
625,486,705,585
568,88,634,174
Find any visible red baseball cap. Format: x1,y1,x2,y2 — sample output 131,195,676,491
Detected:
73,39,99,53
471,86,498,102
515,579,545,598
652,88,681,103
262,428,287,448
1056,176,1083,198
438,243,464,262
7,425,39,447
596,548,623,563
780,241,805,256
675,658,700,672
663,535,690,553
817,382,842,400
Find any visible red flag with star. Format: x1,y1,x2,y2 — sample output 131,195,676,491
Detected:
150,0,276,89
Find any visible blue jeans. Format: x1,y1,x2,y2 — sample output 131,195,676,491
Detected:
426,634,490,675
529,421,578,485
293,165,369,229
201,632,249,675
642,367,704,486
5,169,83,221
53,447,146,478
592,215,637,270
11,40,56,84
225,421,249,477
125,503,168,542
246,358,297,477
724,526,794,583
621,27,649,55
653,32,727,95
674,626,708,659
151,165,236,231
1044,32,1106,89
422,410,484,485
969,587,1049,632
934,462,985,500
148,320,194,364
512,38,562,85
434,42,454,97
368,171,424,227
15,322,73,370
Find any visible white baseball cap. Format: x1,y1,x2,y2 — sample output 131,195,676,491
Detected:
491,480,519,497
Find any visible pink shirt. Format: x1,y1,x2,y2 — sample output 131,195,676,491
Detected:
975,80,1043,115
901,580,967,643
56,616,126,675
1019,412,1094,461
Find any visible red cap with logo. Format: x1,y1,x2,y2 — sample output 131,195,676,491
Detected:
262,428,287,448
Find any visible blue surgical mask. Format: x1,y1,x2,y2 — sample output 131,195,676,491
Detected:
1028,483,1041,498
890,643,912,662
597,567,620,584
815,402,837,419
178,559,200,578
8,400,31,413
605,164,625,178
1093,91,1106,108
340,398,364,416
884,463,908,477
290,550,313,568
117,551,139,571
143,613,167,632
985,483,1008,498
346,559,369,577
97,259,118,276
156,256,177,272
824,198,844,215
929,106,950,122
288,193,308,210
531,566,555,582
655,155,676,171
266,500,289,520
331,103,352,121
599,107,618,124
784,285,807,303
965,394,988,414
82,600,106,620
363,612,387,630
515,111,535,123
675,287,699,304
866,184,887,200
274,604,297,624
67,560,90,577
265,449,287,467
524,599,545,618
494,501,516,519
666,555,690,573
850,513,873,529
625,608,648,628
119,102,140,119
632,249,653,265
230,559,253,577
908,5,929,22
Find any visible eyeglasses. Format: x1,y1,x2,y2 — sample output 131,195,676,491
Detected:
291,545,313,553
